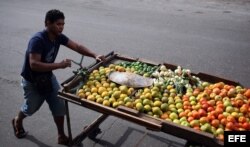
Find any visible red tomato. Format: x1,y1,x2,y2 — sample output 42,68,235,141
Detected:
207,107,214,112
211,119,220,128
215,107,223,114
179,112,186,118
211,111,219,117
218,114,225,121
238,116,247,123
226,122,234,130
216,101,223,105
213,88,221,95
240,105,248,113
198,109,207,117
242,122,250,130
201,103,209,110
214,82,225,89
216,103,224,109
192,111,200,119
220,118,227,126
227,116,236,123
188,116,194,122
182,95,189,101
219,92,227,98
207,114,215,122
183,101,190,106
236,99,244,107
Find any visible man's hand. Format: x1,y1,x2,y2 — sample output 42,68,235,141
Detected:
95,55,106,62
59,59,71,69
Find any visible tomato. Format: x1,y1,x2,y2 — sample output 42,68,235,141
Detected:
215,107,223,114
182,95,189,101
210,111,218,118
193,126,200,131
207,114,215,122
240,105,248,114
198,109,207,117
179,112,186,118
227,115,236,123
214,82,225,89
208,100,216,106
224,85,233,91
201,103,209,110
184,109,191,114
204,89,212,95
211,119,220,128
192,110,200,119
216,103,224,109
200,117,209,124
183,105,190,110
226,122,234,130
188,116,194,122
219,92,227,98
218,114,225,121
244,89,250,98
236,99,244,107
193,90,200,97
231,100,238,107
183,101,190,106
238,116,247,123
161,113,169,119
242,122,250,130
207,107,214,112
220,118,227,126
213,88,221,95
216,101,223,105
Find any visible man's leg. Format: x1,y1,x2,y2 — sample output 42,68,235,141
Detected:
14,111,27,131
46,75,68,144
13,78,45,138
53,115,69,144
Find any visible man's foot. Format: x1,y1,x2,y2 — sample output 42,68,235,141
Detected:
12,118,28,138
58,135,70,146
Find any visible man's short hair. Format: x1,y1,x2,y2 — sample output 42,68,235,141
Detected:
45,9,65,24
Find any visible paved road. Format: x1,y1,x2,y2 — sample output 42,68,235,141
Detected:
0,0,250,146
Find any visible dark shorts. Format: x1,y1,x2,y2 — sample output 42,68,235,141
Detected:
20,75,66,116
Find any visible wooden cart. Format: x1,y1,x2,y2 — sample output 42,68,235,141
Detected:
58,52,240,147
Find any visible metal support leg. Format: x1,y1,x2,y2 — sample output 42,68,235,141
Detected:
65,101,73,145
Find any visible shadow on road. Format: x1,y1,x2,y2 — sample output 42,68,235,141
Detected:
25,135,52,147
90,127,184,147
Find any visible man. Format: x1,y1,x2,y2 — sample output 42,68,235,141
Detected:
12,9,105,145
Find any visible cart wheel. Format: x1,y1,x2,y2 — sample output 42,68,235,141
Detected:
88,127,102,139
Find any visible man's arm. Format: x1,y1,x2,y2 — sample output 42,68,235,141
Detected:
29,53,71,72
66,39,105,61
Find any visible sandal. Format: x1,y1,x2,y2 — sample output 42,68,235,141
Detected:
12,118,28,139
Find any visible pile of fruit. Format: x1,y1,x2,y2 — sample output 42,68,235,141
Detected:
76,61,250,141
118,61,158,77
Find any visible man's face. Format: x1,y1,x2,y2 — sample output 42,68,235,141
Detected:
46,19,65,36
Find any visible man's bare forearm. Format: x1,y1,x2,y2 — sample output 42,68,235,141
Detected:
76,44,97,58
30,61,62,72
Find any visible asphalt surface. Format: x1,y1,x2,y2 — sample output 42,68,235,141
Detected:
0,0,250,147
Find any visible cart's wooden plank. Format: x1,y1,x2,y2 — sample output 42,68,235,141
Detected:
117,105,139,116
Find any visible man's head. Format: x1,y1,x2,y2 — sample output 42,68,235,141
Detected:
45,9,65,36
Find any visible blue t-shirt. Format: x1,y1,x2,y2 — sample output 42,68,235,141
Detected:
21,30,69,82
